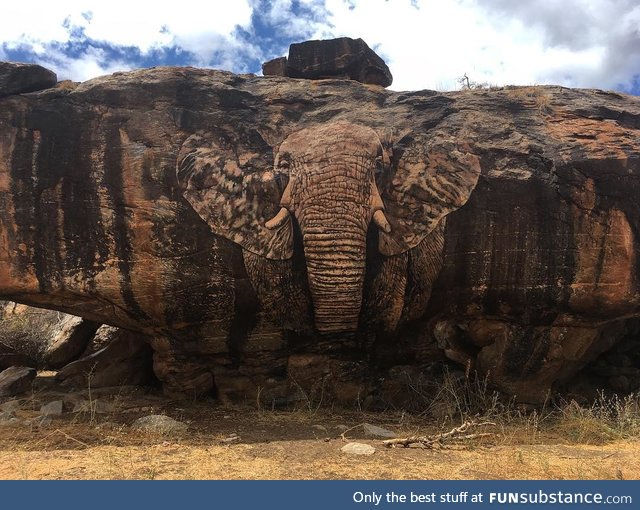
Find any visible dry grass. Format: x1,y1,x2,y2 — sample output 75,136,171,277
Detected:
0,302,65,362
0,373,638,480
0,408,637,480
505,86,553,114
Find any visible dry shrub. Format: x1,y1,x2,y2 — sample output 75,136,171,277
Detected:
506,86,553,114
551,392,640,444
401,365,640,445
0,302,64,362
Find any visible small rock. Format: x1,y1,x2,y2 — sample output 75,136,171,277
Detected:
312,424,328,433
30,415,52,428
362,423,396,439
341,442,376,456
40,400,63,416
72,398,114,414
223,415,231,419
132,414,188,434
0,400,21,412
0,366,36,397
0,410,20,426
335,424,350,432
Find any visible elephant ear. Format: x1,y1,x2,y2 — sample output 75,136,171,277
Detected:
379,132,481,256
176,129,293,260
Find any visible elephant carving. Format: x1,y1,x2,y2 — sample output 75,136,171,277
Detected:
177,120,481,334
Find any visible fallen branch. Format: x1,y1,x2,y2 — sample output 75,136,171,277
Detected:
340,423,366,442
383,420,495,448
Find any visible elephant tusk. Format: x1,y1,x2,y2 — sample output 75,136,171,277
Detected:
265,207,290,230
373,209,392,233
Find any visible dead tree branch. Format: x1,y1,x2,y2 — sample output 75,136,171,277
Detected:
382,420,495,448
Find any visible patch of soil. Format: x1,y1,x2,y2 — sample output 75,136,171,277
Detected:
0,383,638,480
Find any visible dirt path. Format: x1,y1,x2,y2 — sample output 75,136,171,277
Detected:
1,439,638,480
0,390,638,480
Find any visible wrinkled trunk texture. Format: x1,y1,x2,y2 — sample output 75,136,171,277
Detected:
303,229,367,333
295,171,371,334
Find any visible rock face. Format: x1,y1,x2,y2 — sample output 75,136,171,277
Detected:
56,325,155,388
0,342,34,371
262,37,393,87
0,62,57,98
0,61,639,406
0,367,36,396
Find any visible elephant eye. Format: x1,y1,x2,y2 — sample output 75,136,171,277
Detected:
276,152,291,170
374,154,384,176
275,173,289,193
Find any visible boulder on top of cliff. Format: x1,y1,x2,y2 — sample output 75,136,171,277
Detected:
263,37,393,87
262,56,288,77
0,62,57,98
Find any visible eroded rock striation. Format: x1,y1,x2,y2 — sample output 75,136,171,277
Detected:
0,58,639,405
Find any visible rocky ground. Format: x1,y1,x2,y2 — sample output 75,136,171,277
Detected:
0,372,638,480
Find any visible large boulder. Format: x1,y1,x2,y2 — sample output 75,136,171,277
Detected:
0,366,36,397
0,343,34,371
56,326,154,388
42,315,101,368
0,62,57,98
0,59,639,406
263,37,393,87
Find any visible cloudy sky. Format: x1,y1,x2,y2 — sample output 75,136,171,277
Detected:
1,0,639,94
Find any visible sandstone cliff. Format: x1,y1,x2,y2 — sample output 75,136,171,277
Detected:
0,62,638,405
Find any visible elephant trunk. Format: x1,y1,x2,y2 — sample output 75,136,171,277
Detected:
303,231,366,333
301,202,369,333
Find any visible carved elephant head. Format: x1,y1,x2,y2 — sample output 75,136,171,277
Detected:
177,121,480,334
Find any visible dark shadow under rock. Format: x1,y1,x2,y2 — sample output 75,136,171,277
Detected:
56,326,156,389
0,366,36,397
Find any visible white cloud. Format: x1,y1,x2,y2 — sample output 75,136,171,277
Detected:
475,0,640,91
258,0,329,44
39,47,135,83
2,1,252,51
1,0,638,92
1,0,255,80
316,0,640,92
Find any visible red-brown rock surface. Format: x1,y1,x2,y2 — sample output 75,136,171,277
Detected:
0,63,639,405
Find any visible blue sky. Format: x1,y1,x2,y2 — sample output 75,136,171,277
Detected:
2,0,639,94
